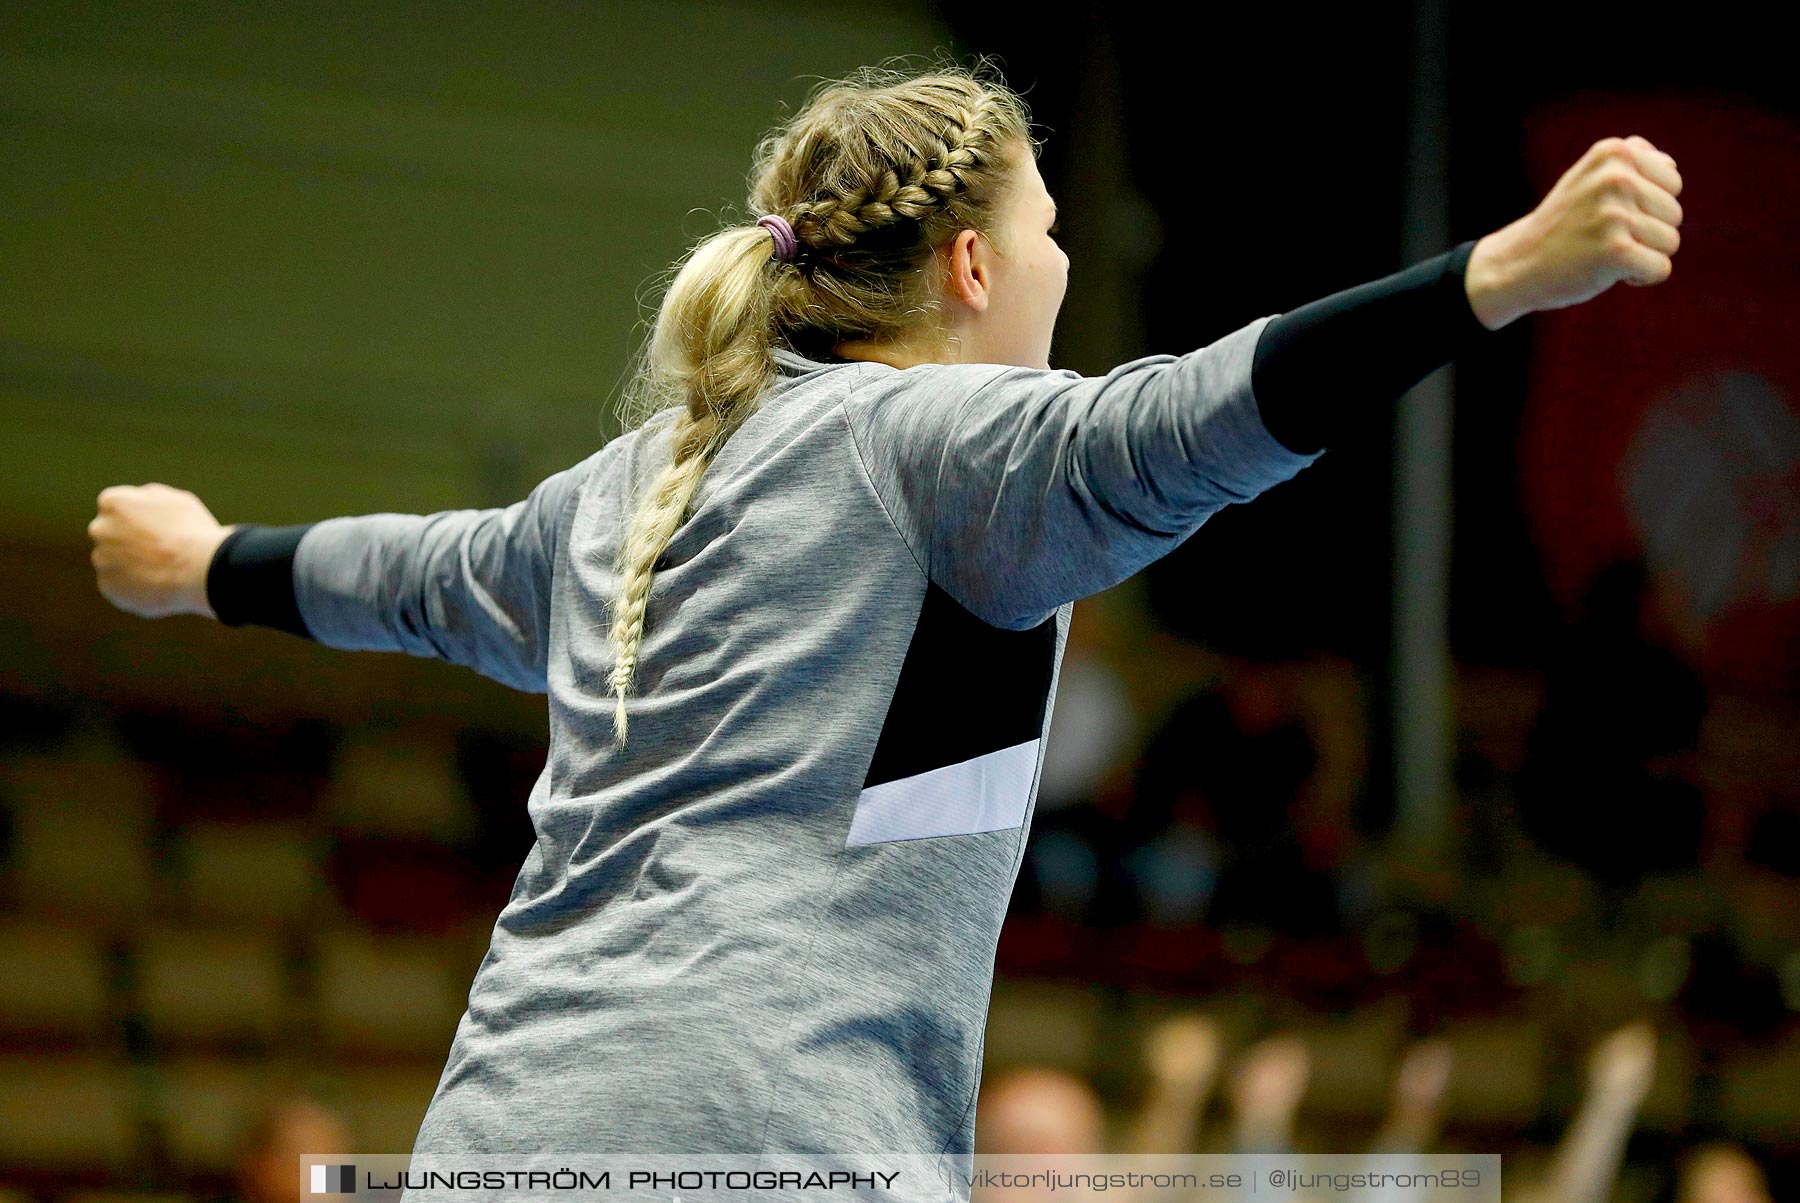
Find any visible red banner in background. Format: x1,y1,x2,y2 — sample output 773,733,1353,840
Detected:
1517,91,1800,697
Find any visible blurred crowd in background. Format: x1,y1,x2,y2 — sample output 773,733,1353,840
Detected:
2,540,1797,1202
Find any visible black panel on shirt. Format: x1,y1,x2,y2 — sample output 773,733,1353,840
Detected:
206,522,317,639
1251,239,1493,456
862,584,1059,790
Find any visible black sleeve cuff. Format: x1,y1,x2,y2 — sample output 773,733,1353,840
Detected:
1251,239,1493,456
206,522,317,639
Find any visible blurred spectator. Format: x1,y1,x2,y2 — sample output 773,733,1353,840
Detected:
1517,557,1708,893
974,1065,1108,1156
1122,1013,1223,1155
1361,1039,1456,1203
1225,1031,1311,1154
1370,1037,1455,1155
1015,604,1140,927
228,1093,353,1203
1514,1020,1658,1203
1742,806,1800,879
1674,1142,1774,1203
1676,930,1790,1049
974,1013,1229,1158
1128,665,1333,937
1036,607,1138,816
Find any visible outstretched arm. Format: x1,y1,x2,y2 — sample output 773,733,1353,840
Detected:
843,135,1682,629
88,452,603,694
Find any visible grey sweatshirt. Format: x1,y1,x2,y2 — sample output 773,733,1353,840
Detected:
276,314,1319,1190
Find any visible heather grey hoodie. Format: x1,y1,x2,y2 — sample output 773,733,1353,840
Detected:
286,314,1321,1197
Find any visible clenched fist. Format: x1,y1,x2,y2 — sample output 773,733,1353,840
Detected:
1466,134,1684,330
88,483,234,619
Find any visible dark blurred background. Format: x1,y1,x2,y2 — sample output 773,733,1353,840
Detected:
2,2,1796,1201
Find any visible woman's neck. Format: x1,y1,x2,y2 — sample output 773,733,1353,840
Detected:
832,333,959,370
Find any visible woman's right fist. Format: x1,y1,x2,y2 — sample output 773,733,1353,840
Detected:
88,483,232,619
1466,135,1684,330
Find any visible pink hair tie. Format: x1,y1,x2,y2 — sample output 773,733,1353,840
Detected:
757,214,798,263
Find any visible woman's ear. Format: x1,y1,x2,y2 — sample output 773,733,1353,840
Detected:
945,228,991,313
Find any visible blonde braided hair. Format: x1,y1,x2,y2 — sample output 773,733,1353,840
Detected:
604,56,1036,746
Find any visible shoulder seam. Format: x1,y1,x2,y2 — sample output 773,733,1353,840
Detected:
836,361,1027,617
536,439,626,625
835,396,930,585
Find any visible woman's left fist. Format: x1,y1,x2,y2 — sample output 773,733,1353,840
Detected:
1466,135,1683,330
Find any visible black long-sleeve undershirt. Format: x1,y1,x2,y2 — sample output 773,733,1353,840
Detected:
1251,238,1489,455
206,521,315,638
207,238,1496,633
